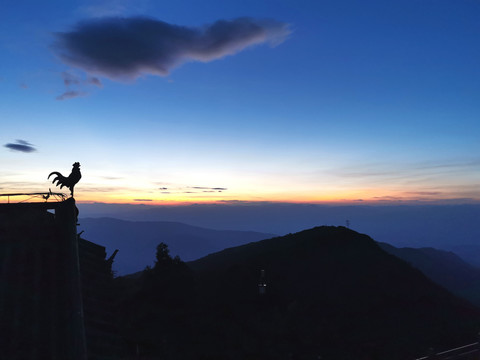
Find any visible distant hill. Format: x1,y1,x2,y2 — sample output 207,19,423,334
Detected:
182,226,480,359
78,203,480,269
448,244,480,268
78,203,480,251
78,217,276,274
378,242,480,307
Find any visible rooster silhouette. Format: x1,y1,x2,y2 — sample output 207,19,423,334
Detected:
48,162,82,196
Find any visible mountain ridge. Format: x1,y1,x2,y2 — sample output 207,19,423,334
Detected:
78,217,276,274
378,242,480,307
115,226,480,359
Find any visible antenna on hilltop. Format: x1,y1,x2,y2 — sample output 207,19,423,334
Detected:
346,219,350,228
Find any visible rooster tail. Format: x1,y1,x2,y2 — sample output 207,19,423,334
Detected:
48,171,61,179
48,171,66,186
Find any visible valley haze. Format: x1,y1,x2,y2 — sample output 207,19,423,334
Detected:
78,202,480,272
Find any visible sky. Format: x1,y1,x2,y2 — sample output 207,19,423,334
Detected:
1,0,480,205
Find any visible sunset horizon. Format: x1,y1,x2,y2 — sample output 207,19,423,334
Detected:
2,0,479,207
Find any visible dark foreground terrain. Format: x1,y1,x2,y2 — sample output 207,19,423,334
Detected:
112,226,480,360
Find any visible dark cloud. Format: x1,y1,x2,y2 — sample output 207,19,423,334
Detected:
156,185,228,195
56,90,87,100
133,199,153,201
54,16,291,79
4,140,36,153
191,186,228,191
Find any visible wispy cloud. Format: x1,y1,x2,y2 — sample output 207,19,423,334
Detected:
80,186,126,192
101,176,123,180
0,181,40,188
57,71,102,100
53,16,291,80
87,76,102,87
155,184,229,196
218,200,274,205
133,198,153,201
4,140,36,153
62,71,81,86
190,186,227,191
78,0,149,18
56,90,87,101
404,191,442,196
372,196,405,201
330,158,480,183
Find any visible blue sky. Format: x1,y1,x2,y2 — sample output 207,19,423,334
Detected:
1,0,479,204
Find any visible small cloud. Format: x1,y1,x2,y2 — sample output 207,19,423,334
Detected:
405,191,442,196
190,186,228,191
53,16,291,80
87,77,103,87
57,72,102,100
4,139,37,153
159,187,168,190
133,198,153,201
78,0,148,18
56,90,87,101
373,196,404,202
218,200,258,205
62,71,81,86
102,176,123,180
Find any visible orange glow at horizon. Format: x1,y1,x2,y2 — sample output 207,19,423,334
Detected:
1,174,478,205
69,186,480,206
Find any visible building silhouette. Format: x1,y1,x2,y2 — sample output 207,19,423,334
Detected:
0,197,118,359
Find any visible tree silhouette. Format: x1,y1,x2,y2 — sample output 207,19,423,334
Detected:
115,242,195,359
155,242,171,264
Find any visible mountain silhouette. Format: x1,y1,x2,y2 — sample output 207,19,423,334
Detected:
78,217,275,274
115,226,480,360
378,242,480,307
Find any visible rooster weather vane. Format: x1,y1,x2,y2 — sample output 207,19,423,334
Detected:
48,162,82,197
